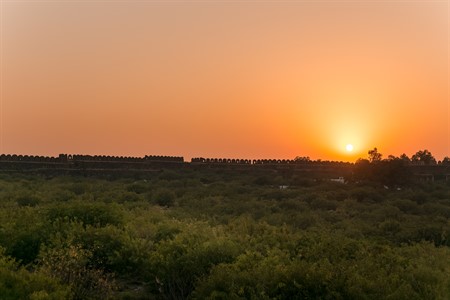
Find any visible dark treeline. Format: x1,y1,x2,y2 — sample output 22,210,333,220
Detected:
353,148,450,186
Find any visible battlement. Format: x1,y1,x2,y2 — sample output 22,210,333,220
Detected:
0,154,184,163
0,154,448,180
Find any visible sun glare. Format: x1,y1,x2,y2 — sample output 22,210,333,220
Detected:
346,144,354,152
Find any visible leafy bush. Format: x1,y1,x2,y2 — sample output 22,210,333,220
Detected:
148,225,240,299
152,189,176,207
0,209,51,265
74,225,152,279
68,183,88,196
39,244,116,299
126,182,148,194
46,202,124,228
16,195,40,207
310,196,338,211
0,248,69,299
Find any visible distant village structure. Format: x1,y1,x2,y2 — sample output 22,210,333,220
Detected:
0,153,448,181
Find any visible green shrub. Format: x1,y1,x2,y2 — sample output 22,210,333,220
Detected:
0,209,50,265
16,195,40,207
0,248,69,299
74,225,152,279
126,182,148,194
39,244,116,299
47,202,124,227
152,189,176,207
52,189,77,202
310,196,338,211
68,183,87,196
148,225,240,299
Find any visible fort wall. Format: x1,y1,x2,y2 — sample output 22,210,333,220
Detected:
0,154,448,179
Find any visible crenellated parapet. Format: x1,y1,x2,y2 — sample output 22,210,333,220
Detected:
252,159,296,164
0,153,447,180
191,158,252,164
0,154,59,162
71,155,146,162
145,155,184,162
0,153,185,171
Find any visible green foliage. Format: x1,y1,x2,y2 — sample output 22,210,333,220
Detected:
0,171,448,299
148,224,240,299
194,238,450,300
310,196,338,210
0,208,51,264
51,189,77,202
68,183,88,196
47,201,124,228
16,195,40,207
0,247,69,299
126,182,148,194
152,188,176,207
39,243,116,299
73,225,152,278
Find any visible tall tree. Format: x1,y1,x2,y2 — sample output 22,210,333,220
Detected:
368,148,382,163
400,153,411,163
411,150,436,165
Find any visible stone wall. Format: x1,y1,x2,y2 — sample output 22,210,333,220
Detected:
0,154,448,179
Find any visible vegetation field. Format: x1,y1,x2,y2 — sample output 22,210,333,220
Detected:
0,169,449,299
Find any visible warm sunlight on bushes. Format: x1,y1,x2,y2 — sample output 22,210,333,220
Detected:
0,171,448,299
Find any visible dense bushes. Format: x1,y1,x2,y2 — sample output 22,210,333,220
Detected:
46,202,124,228
38,244,116,299
193,238,450,299
0,172,448,298
152,188,176,207
0,247,69,299
148,225,240,299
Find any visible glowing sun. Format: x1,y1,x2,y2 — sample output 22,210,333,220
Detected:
346,144,354,152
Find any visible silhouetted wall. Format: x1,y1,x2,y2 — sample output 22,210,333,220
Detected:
0,153,448,180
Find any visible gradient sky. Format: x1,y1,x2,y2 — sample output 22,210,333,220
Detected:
1,0,449,161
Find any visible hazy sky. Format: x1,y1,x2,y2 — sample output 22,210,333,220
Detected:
1,0,449,161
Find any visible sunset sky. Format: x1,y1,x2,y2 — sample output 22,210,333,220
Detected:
1,0,449,161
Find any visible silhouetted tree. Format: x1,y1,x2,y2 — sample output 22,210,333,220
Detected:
368,148,382,163
380,157,412,186
411,150,436,165
442,157,450,165
400,153,411,163
354,158,371,181
354,152,412,186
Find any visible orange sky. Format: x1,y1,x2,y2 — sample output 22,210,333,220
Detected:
1,1,449,161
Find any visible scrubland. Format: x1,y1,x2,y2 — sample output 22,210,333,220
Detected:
0,169,449,299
